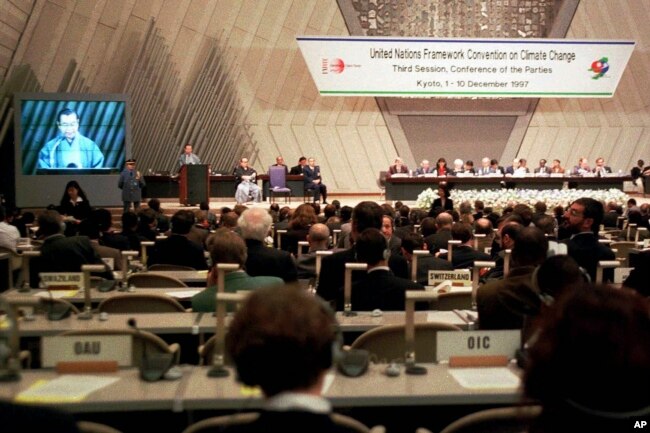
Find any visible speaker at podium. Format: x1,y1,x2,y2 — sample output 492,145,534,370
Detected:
179,164,210,206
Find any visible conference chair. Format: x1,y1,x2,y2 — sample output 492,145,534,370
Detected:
77,421,124,433
417,405,541,433
97,293,187,313
434,291,473,311
126,273,188,288
34,298,80,316
268,165,292,203
349,322,461,364
610,241,636,267
197,335,234,366
61,328,180,368
181,412,383,433
147,264,197,271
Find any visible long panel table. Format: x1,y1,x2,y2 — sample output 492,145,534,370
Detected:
385,175,632,200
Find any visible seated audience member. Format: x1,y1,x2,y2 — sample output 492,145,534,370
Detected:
0,400,80,433
512,203,533,227
631,159,645,186
350,228,424,311
200,201,218,230
561,198,615,282
226,286,362,433
239,207,297,282
0,205,20,253
136,208,158,241
592,156,612,177
550,159,564,174
274,206,292,231
191,229,283,312
148,210,208,270
393,205,413,239
532,201,547,223
147,198,170,233
472,200,485,220
401,232,452,286
91,208,130,251
221,211,240,232
533,214,566,256
602,201,620,228
434,157,449,176
30,210,113,287
625,197,639,217
624,209,650,240
234,157,261,205
450,223,491,269
388,157,408,175
381,214,402,256
477,226,548,330
504,158,520,175
317,201,408,310
78,219,123,271
120,211,143,252
289,156,307,175
623,249,650,297
419,216,436,239
483,218,522,281
335,206,354,249
188,210,210,248
296,223,331,280
458,201,474,225
524,286,650,433
304,158,328,204
283,203,317,256
463,160,475,174
323,204,338,229
571,157,591,176
424,212,453,254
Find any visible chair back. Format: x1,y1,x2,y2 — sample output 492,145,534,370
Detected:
98,293,186,313
350,322,461,363
436,405,541,433
61,328,180,367
77,421,124,433
269,165,287,188
610,241,636,267
435,291,472,311
127,273,188,288
198,334,234,366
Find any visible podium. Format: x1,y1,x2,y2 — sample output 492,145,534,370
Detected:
179,164,210,206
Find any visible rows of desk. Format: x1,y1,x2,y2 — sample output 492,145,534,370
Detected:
0,364,523,413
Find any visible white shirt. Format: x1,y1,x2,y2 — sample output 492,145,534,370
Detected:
0,221,20,252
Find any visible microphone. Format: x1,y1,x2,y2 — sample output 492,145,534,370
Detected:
128,318,173,382
45,287,73,321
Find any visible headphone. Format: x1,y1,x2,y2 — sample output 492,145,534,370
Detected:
531,261,591,307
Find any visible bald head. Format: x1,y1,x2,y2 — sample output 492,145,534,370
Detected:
435,212,453,229
307,223,330,250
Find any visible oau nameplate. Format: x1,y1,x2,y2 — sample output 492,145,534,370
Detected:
41,335,132,367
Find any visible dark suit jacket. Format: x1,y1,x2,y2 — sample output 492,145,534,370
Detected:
415,167,435,175
534,166,552,174
431,198,453,212
289,164,304,175
602,211,620,228
317,247,408,310
30,234,113,287
350,269,424,311
282,227,309,256
424,228,452,253
389,164,409,175
245,239,297,282
148,234,208,270
452,245,491,269
0,400,81,433
414,255,453,286
563,232,615,282
477,266,538,330
623,250,650,297
218,410,359,433
303,165,323,186
100,231,130,251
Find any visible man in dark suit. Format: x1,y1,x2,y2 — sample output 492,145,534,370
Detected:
561,197,615,282
303,157,328,203
450,222,491,269
30,210,113,287
414,159,435,176
534,158,552,175
592,157,612,177
289,156,307,175
477,227,548,330
148,210,208,270
296,223,331,279
350,228,424,311
424,212,453,254
401,232,452,286
317,201,408,310
602,202,621,228
388,157,409,175
239,207,297,282
381,215,402,256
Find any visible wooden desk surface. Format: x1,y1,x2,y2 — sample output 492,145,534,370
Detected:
0,364,522,413
5,287,203,305
114,270,208,284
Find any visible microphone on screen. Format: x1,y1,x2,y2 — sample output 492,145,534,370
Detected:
128,318,173,382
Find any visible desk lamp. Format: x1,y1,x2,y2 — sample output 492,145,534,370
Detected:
208,263,240,378
343,263,367,317
404,289,442,375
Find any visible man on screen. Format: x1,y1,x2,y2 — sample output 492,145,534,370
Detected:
38,108,104,169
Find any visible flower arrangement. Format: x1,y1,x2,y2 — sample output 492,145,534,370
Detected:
415,188,629,213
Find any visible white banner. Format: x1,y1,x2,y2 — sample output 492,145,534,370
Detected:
297,36,635,98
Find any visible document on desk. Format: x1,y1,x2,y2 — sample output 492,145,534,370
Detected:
15,375,120,403
34,290,79,299
449,367,520,389
165,290,201,299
